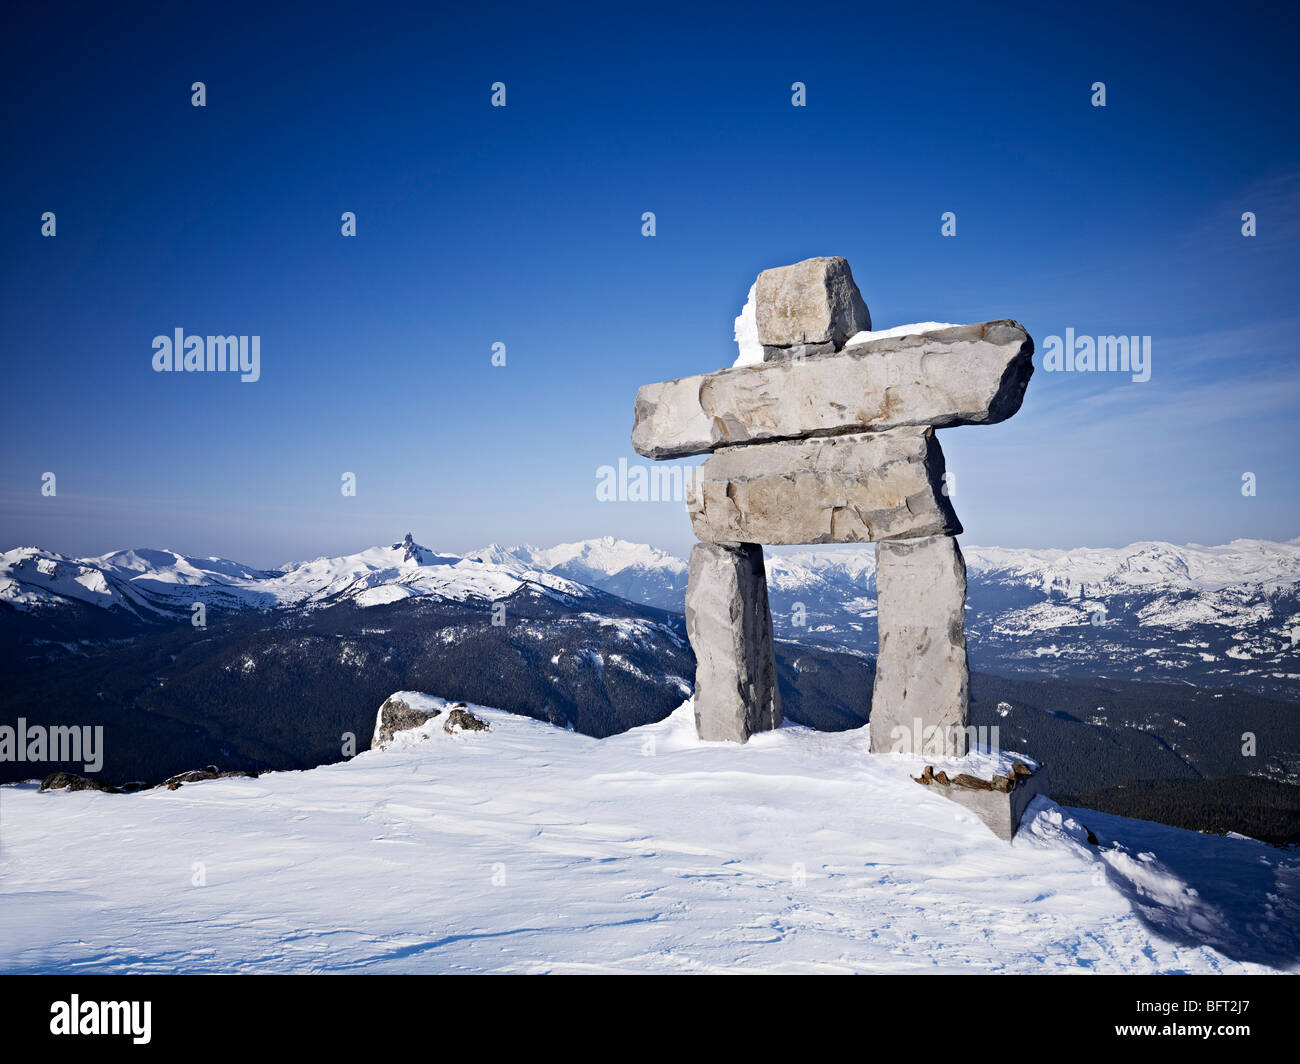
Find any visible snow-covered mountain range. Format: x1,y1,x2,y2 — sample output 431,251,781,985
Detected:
757,540,1300,700
491,537,1300,701
4,533,1299,699
0,533,593,617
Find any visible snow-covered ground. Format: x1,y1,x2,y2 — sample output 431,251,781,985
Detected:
2,697,1294,973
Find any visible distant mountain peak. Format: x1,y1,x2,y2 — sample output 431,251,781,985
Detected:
393,532,422,564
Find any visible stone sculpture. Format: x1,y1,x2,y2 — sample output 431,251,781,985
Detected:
631,256,1034,756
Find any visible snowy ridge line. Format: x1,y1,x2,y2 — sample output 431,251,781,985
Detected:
0,534,602,616
4,535,1298,617
765,538,1300,595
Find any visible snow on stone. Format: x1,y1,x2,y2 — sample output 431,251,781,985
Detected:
731,283,763,367
845,322,958,346
1,699,1292,973
369,692,466,750
733,306,962,367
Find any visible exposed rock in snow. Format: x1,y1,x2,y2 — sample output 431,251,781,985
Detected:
39,772,119,794
444,706,489,734
372,694,444,748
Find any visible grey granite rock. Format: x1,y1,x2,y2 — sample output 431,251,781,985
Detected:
39,771,119,794
687,428,961,544
755,256,871,360
444,706,489,734
868,534,970,755
685,542,781,742
914,764,1050,841
631,320,1034,459
372,695,442,747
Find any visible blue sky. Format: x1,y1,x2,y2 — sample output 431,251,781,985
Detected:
1,1,1297,566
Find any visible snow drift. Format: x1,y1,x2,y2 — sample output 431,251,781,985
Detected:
1,696,1295,973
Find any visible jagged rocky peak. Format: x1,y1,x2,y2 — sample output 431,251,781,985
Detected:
393,532,429,564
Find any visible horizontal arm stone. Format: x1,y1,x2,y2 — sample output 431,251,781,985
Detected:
687,428,961,545
631,320,1033,460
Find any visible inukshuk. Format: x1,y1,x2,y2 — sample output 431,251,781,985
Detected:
631,257,1034,754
